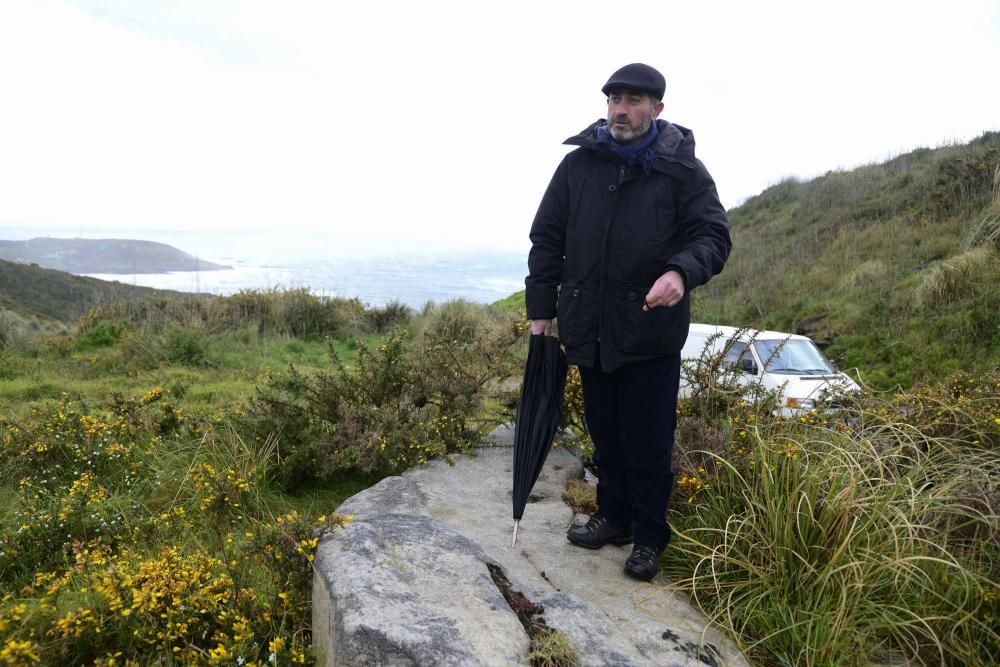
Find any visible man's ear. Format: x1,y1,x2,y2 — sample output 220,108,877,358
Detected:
653,101,665,118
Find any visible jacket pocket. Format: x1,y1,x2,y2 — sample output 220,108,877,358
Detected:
616,283,689,354
556,281,596,349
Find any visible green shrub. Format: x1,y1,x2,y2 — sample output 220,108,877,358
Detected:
78,319,128,348
0,309,26,350
163,327,212,366
365,299,412,332
246,303,523,490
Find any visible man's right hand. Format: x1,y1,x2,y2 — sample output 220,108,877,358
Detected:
530,319,553,336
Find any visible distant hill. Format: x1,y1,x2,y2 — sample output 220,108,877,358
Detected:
497,132,1000,390
0,237,231,274
0,259,196,324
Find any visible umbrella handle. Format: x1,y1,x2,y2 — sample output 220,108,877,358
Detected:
511,519,520,548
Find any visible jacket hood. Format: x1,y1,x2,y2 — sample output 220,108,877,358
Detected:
564,119,696,168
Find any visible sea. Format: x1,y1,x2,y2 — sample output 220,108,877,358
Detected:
1,227,530,309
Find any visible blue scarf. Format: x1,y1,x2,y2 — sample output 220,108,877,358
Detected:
596,120,659,175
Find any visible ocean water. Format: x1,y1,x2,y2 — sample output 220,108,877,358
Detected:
84,252,528,308
3,226,529,308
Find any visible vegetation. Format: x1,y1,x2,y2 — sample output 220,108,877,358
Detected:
0,289,522,665
664,348,999,666
561,479,597,515
244,298,525,489
1,133,997,665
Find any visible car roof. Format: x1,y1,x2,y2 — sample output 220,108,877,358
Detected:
687,323,812,342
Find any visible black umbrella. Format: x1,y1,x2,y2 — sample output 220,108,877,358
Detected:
511,334,568,547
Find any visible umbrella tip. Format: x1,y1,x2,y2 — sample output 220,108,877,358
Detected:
511,519,520,548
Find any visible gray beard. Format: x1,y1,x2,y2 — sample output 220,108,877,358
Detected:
608,118,653,143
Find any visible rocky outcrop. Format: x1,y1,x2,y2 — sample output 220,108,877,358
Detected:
313,429,749,666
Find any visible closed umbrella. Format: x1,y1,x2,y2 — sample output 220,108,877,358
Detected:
511,334,568,547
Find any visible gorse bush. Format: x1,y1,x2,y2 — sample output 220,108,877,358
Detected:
678,329,783,423
559,366,591,456
0,389,349,665
247,303,524,490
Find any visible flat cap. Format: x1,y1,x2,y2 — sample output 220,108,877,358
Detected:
601,63,666,100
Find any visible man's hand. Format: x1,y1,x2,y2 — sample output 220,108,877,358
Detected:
643,270,685,311
530,319,553,336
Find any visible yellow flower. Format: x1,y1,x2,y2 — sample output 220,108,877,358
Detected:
0,639,40,664
208,644,230,661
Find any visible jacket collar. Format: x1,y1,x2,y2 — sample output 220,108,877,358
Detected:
564,119,696,171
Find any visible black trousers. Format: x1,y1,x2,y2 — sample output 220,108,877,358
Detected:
579,353,680,550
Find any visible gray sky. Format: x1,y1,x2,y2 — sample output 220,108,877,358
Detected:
1,0,998,255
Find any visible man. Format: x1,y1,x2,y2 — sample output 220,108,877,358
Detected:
525,63,731,581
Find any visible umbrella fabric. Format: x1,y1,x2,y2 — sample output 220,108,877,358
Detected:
512,334,568,522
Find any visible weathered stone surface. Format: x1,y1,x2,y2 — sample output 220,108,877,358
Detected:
313,506,528,666
314,431,750,666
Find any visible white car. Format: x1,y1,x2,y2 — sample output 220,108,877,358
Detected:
680,323,861,416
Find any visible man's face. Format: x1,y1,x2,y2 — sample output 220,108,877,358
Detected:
606,89,663,143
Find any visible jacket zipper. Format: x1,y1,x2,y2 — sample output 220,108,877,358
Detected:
596,163,627,347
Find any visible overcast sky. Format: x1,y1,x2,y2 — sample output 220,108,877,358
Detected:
1,0,998,255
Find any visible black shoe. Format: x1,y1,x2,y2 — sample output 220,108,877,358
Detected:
624,544,663,582
566,515,633,549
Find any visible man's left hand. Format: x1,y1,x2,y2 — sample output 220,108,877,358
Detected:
642,270,685,311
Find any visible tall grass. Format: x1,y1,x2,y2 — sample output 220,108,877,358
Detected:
664,400,999,666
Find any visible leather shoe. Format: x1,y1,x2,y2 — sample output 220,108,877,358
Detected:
566,515,633,549
624,544,663,582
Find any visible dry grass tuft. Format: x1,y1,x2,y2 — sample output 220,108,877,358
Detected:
562,478,597,515
914,247,998,307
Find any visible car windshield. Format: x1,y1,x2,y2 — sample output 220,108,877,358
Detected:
752,339,835,374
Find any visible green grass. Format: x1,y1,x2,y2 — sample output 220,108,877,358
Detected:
490,289,526,314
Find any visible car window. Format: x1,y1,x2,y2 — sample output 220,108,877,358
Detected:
752,339,835,374
723,341,749,369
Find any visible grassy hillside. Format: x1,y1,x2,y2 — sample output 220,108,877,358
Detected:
0,258,194,324
500,132,1000,389
696,131,1000,388
0,237,230,273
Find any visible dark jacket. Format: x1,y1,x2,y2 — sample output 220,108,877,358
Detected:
525,119,731,372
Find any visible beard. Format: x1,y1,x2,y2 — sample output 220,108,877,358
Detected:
607,109,654,143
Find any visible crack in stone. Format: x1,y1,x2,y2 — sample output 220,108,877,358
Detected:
486,563,571,666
